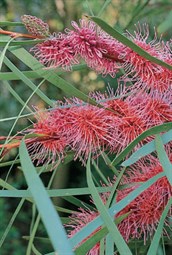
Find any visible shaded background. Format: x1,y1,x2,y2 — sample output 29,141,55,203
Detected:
0,0,172,254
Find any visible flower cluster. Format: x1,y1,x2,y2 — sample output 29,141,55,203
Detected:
2,85,169,168
66,153,172,254
21,15,172,91
1,15,172,252
116,153,172,243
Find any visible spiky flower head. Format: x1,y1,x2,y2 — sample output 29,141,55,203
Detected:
116,155,172,243
25,108,69,168
68,19,124,77
120,23,172,91
31,33,79,70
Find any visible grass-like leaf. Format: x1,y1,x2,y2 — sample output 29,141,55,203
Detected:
4,55,53,107
0,186,112,198
111,122,172,166
86,154,132,254
9,46,103,108
0,21,24,26
0,39,44,46
147,198,172,255
155,134,172,185
19,140,74,255
0,37,14,70
122,129,172,167
0,198,25,248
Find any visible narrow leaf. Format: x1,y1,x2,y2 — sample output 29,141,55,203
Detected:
122,129,172,167
0,37,14,70
19,140,74,255
86,155,132,254
111,123,172,166
155,134,172,185
147,198,172,255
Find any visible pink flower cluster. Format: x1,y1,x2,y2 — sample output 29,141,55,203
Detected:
23,85,172,167
1,15,171,252
21,15,172,91
66,153,172,254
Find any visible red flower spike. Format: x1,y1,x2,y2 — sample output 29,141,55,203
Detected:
120,23,172,91
127,89,172,127
31,33,79,70
116,155,172,243
68,19,124,77
62,97,117,162
25,110,69,167
103,98,148,153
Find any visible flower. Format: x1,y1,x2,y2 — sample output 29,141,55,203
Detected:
26,16,124,75
102,96,148,153
116,154,172,243
68,19,124,77
120,23,172,91
25,109,69,167
63,97,116,162
127,89,172,127
31,33,79,70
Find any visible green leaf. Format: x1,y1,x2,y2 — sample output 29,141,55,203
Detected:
0,39,44,46
4,56,53,107
0,70,42,80
111,123,172,166
3,80,32,111
0,64,86,80
0,198,25,248
89,16,172,70
122,129,172,167
147,198,172,255
0,37,14,70
85,154,132,254
155,134,172,185
9,46,103,108
19,140,74,255
0,21,24,26
0,186,112,198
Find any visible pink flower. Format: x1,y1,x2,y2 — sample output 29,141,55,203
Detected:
68,19,124,77
27,16,124,75
127,89,172,127
63,97,116,162
116,154,172,243
103,97,148,153
23,96,118,164
25,108,69,167
31,33,79,70
120,24,172,91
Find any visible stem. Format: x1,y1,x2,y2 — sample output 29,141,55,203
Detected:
0,29,45,39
